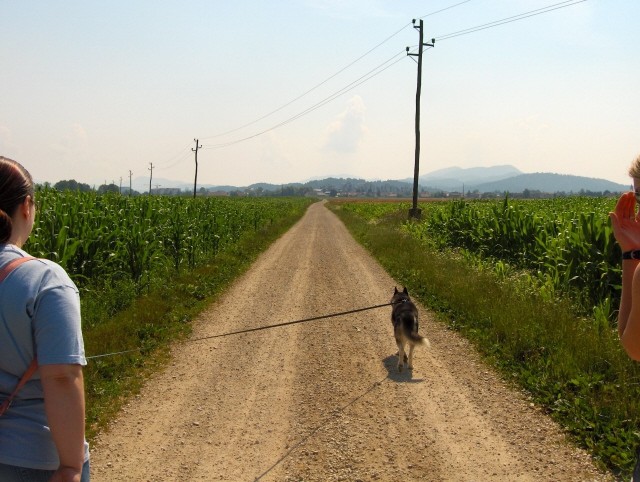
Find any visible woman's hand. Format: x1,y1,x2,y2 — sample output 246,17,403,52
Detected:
609,192,640,252
49,466,81,482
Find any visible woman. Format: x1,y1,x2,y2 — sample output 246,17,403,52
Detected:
610,154,640,361
0,156,89,482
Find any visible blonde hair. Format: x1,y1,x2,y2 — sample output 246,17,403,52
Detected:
629,154,640,179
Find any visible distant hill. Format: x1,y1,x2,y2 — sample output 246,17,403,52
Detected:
126,165,628,196
415,165,522,191
416,166,628,194
472,172,629,194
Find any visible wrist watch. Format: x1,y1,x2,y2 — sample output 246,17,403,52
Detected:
622,250,640,260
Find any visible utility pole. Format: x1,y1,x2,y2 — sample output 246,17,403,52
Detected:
148,162,154,195
406,19,435,220
119,177,122,195
129,170,133,197
192,138,202,199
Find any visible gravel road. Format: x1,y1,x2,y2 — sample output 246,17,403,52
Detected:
91,201,613,481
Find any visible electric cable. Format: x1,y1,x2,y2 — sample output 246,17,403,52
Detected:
434,0,587,41
202,49,409,150
418,0,474,19
200,0,475,142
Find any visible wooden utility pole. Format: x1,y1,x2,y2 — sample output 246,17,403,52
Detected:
406,19,435,220
119,177,122,195
148,162,154,195
129,170,133,197
192,138,202,199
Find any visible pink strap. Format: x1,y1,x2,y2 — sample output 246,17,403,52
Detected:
0,359,38,416
0,256,38,416
0,257,36,283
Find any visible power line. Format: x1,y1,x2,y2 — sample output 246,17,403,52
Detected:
418,0,474,19
202,49,408,150
159,150,192,170
200,0,475,142
200,24,410,141
153,142,193,170
434,0,587,42
125,0,583,177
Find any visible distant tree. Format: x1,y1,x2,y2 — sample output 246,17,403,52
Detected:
54,179,92,192
98,183,121,194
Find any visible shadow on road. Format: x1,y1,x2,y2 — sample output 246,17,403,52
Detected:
382,355,425,383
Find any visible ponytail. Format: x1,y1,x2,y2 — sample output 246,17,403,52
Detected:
0,157,34,244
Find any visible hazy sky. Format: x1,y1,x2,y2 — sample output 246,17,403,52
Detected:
1,0,638,190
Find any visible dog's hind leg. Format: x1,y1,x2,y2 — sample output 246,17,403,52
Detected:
407,343,415,370
396,338,406,372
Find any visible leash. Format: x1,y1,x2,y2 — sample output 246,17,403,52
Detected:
190,301,397,342
87,301,399,361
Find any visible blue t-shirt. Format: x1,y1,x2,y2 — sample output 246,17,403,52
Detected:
0,244,89,470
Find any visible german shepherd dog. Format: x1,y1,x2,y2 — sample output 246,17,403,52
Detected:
391,287,429,372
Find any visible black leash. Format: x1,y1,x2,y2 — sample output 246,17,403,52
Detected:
87,301,398,361
190,301,397,342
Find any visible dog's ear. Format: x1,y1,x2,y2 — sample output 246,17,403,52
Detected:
403,287,408,294
394,286,398,294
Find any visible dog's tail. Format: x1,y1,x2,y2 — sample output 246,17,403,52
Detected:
409,332,431,348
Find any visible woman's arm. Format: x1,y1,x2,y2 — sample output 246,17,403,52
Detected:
39,363,85,482
618,261,640,360
618,259,640,338
610,192,640,359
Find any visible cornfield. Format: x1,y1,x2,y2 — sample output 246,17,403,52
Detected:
337,197,620,316
25,189,312,325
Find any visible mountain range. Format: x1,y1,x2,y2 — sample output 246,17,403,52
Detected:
131,165,629,195
412,165,629,194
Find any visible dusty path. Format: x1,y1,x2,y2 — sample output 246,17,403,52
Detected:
91,202,613,481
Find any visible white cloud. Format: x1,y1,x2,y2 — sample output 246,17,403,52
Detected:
51,123,88,157
322,95,367,154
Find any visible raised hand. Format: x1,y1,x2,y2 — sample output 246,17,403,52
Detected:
609,192,640,253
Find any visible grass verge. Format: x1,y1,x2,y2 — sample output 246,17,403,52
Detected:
330,202,640,480
84,200,315,440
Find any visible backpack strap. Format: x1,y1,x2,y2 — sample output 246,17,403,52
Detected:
0,256,38,416
0,359,38,416
0,257,36,283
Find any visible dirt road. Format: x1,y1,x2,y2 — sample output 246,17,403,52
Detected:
91,201,613,481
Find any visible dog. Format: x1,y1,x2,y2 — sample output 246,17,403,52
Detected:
390,287,429,372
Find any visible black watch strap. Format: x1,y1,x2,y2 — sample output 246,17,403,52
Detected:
623,250,640,260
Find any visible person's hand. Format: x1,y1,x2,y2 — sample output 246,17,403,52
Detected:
48,466,81,482
609,192,640,252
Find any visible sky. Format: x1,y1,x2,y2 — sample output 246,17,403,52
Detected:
1,0,639,191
